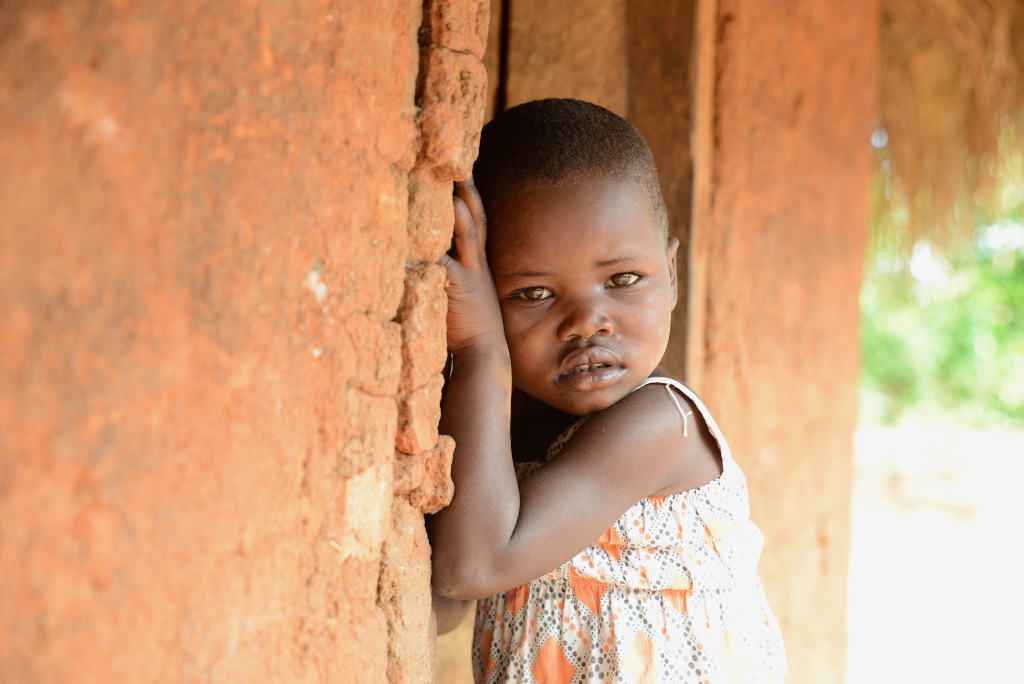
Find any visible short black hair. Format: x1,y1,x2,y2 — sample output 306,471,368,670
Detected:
472,98,668,236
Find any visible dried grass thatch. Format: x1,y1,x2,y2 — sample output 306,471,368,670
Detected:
876,0,1024,247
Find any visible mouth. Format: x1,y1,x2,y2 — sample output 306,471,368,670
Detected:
556,347,627,392
563,363,612,374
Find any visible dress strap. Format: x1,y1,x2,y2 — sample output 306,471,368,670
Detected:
664,386,694,437
537,377,732,466
632,377,732,461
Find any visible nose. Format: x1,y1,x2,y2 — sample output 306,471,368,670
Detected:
556,295,615,342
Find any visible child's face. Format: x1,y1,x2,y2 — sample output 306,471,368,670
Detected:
487,178,678,416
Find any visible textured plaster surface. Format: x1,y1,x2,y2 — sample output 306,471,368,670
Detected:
504,0,629,116
698,1,880,682
627,0,697,378
0,0,487,681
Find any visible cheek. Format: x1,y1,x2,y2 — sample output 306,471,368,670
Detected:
621,290,673,338
498,304,527,346
500,306,551,368
611,301,673,368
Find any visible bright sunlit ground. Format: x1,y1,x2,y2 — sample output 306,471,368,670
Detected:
846,418,1024,684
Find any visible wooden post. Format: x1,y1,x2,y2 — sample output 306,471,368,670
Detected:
695,1,880,681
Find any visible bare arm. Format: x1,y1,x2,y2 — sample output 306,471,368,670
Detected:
431,381,719,599
427,178,519,598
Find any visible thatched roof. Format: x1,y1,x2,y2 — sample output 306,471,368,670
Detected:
876,0,1024,247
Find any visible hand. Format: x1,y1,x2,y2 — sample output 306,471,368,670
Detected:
438,178,508,356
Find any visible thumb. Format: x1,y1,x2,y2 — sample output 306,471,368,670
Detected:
437,253,458,271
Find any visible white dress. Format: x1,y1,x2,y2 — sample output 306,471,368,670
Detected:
471,377,787,684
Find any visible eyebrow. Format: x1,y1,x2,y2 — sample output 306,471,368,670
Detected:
595,256,643,267
505,270,550,279
503,255,648,280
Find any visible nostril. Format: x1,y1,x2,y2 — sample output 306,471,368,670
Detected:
558,305,615,342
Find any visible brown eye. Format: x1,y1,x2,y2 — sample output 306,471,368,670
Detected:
607,273,640,287
517,287,553,301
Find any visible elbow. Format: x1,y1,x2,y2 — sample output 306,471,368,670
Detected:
431,557,502,601
426,516,511,600
431,569,487,602
432,580,476,602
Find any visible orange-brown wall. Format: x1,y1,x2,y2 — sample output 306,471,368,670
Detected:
0,1,488,681
692,1,880,682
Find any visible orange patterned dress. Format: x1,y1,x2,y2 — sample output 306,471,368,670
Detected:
471,377,787,684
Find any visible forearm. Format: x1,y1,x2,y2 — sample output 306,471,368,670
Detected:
429,345,519,597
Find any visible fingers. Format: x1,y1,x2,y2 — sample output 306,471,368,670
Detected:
451,196,480,270
437,252,458,272
456,177,488,260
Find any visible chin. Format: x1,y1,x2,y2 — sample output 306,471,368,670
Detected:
514,365,642,415
552,386,632,416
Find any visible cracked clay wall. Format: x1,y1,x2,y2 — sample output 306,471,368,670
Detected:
0,1,487,682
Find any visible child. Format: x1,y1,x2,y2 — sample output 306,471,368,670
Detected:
429,99,786,684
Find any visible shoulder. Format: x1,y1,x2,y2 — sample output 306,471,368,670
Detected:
599,379,691,426
593,375,703,429
642,380,724,494
584,379,701,447
563,379,722,495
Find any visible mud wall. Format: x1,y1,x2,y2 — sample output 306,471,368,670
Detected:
504,0,629,117
0,1,487,682
626,0,697,378
691,1,880,682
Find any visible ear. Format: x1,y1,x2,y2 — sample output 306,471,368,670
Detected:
666,236,680,310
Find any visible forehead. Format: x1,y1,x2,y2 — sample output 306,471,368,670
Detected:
486,180,662,275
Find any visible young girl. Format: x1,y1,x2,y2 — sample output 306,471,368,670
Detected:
429,99,786,684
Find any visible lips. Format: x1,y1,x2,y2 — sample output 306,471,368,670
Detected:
556,346,626,392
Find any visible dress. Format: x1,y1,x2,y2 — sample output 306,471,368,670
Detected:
471,377,787,684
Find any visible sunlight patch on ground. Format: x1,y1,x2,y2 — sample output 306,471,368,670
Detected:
847,421,1024,684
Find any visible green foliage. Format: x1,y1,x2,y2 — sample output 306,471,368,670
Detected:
861,128,1024,427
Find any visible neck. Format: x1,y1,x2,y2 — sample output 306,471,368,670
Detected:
509,389,580,462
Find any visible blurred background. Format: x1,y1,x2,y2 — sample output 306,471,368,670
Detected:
849,4,1024,678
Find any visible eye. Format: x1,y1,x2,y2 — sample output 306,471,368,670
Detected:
515,286,553,301
607,272,641,287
